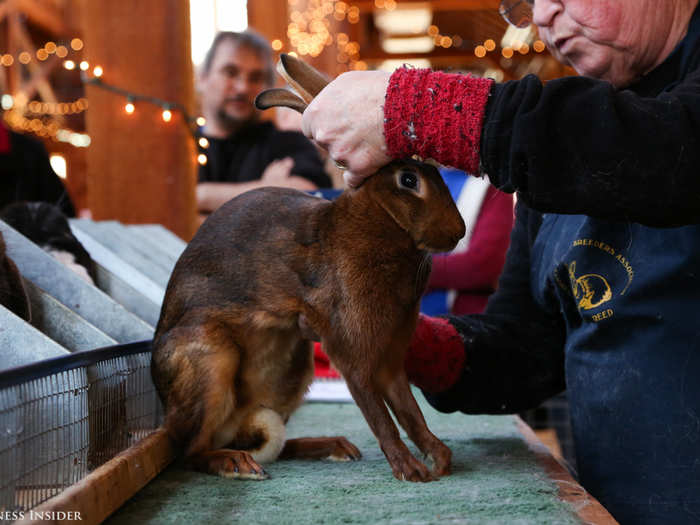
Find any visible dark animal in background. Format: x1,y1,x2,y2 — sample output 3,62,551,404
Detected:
0,201,97,284
0,231,31,321
151,54,466,482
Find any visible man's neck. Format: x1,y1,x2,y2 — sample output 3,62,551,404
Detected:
645,0,699,75
203,115,259,138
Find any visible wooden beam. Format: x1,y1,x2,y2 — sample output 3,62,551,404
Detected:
353,0,501,13
11,0,67,36
247,0,288,44
0,1,11,24
7,11,22,93
82,0,197,240
357,43,540,62
11,17,62,122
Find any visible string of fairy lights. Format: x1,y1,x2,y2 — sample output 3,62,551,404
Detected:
1,36,210,162
1,37,92,147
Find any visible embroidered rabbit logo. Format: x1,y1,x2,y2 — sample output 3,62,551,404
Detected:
568,261,612,310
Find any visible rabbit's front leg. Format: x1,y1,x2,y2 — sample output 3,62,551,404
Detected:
342,371,434,482
382,370,452,477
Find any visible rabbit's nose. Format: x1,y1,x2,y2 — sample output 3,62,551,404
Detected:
453,221,466,242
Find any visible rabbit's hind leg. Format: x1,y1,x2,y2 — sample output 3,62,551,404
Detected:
183,379,271,479
190,408,287,480
159,329,269,480
279,436,361,461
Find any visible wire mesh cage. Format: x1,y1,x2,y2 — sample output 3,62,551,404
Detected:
0,341,161,514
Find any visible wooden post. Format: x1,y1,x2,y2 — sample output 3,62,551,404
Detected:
82,0,197,240
247,0,288,47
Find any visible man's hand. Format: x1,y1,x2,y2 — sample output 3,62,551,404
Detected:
301,71,392,187
197,157,319,216
261,157,294,184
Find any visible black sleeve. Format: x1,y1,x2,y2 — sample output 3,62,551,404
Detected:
481,69,700,227
271,130,332,188
424,201,567,414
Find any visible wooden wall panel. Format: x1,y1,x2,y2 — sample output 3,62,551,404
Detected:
82,0,197,240
247,0,288,46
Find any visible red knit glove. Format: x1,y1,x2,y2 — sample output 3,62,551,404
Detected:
383,67,493,174
405,314,466,393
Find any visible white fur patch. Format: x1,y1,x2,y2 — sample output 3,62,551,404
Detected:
48,250,94,285
248,408,286,464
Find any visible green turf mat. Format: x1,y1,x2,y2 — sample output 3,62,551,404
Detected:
106,395,580,524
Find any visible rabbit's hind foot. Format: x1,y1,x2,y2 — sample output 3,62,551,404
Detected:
187,449,269,480
279,436,362,461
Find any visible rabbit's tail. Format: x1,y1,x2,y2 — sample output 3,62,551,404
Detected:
245,408,286,464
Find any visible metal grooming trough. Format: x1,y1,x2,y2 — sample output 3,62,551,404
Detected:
0,219,185,514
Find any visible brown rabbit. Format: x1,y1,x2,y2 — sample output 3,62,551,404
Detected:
151,54,465,482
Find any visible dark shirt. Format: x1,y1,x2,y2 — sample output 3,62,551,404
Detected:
428,5,700,524
0,130,75,217
198,120,331,188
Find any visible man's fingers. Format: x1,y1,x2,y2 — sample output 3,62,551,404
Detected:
343,171,367,188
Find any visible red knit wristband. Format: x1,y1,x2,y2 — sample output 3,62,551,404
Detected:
405,314,466,394
383,67,493,174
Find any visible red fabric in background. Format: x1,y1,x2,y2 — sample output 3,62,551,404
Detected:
0,122,11,154
314,341,340,379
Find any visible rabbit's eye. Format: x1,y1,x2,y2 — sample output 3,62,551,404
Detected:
399,171,418,190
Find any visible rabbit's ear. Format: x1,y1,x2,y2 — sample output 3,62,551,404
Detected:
277,53,329,104
255,88,308,114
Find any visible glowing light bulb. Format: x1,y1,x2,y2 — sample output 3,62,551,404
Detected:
162,109,172,122
79,61,89,71
196,116,206,126
93,66,103,77
1,94,14,110
197,154,208,165
63,60,76,70
125,102,135,114
198,137,209,148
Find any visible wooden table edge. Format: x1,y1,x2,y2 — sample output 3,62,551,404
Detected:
515,416,619,525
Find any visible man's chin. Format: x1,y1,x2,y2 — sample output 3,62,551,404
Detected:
217,110,258,131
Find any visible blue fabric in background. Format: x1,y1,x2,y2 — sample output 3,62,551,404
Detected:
420,169,469,316
309,188,343,200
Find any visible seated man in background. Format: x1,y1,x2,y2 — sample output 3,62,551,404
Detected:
196,30,331,222
0,121,75,217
